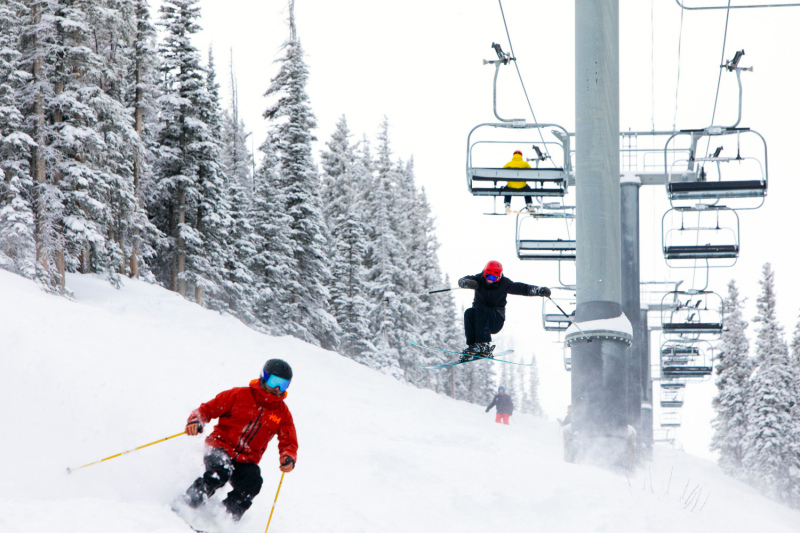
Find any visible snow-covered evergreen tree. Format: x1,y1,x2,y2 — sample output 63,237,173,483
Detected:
0,0,36,278
17,0,67,291
220,55,252,194
363,118,408,378
320,116,374,362
788,310,800,507
262,2,335,349
524,353,544,416
153,0,228,303
742,264,797,503
191,46,233,308
249,138,295,334
711,280,753,478
127,0,163,279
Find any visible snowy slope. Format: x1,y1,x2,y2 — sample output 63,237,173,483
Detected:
2,270,799,533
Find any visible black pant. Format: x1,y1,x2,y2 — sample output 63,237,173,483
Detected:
464,305,505,344
502,185,533,207
503,194,533,206
185,447,263,520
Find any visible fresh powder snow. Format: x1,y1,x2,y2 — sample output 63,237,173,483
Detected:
2,269,800,533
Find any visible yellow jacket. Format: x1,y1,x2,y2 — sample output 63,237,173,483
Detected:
503,153,531,189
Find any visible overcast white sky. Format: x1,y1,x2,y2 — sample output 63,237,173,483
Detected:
174,0,800,458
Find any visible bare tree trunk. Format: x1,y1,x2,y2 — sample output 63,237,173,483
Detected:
177,187,186,296
130,8,145,278
31,3,47,273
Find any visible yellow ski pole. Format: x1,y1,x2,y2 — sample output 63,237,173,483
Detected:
67,431,185,473
264,471,286,533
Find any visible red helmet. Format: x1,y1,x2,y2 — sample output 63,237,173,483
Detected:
483,260,503,281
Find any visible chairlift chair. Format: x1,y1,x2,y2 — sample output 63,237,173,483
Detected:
660,381,686,408
660,340,714,378
516,204,576,261
467,123,572,198
662,206,740,268
660,411,682,428
661,290,723,339
664,127,768,209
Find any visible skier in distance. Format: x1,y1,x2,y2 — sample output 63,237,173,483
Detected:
486,386,514,425
177,359,298,522
457,260,550,362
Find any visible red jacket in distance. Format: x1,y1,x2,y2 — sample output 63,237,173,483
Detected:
188,379,298,464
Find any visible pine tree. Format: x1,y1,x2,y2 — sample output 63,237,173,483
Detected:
249,138,295,334
711,280,753,478
525,353,544,416
154,0,227,303
220,53,253,194
788,310,800,507
192,47,233,308
128,0,162,279
742,264,797,503
0,0,36,278
83,0,156,286
320,116,374,362
262,1,335,349
18,0,66,291
363,118,408,377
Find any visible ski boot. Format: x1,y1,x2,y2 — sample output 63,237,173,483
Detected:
476,342,495,358
459,344,480,363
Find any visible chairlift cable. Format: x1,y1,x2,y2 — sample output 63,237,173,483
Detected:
707,1,733,146
672,6,685,132
651,0,656,132
496,0,553,161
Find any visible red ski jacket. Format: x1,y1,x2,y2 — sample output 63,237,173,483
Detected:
188,379,298,464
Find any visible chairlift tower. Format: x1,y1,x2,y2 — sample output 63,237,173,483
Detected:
566,0,634,469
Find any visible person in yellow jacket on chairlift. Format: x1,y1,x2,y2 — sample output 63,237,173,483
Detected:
502,150,534,214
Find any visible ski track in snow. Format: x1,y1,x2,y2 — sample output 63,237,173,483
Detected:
2,270,800,533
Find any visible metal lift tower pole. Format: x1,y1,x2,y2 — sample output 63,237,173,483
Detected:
567,0,633,468
621,173,643,461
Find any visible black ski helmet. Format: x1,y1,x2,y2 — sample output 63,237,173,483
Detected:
263,358,293,382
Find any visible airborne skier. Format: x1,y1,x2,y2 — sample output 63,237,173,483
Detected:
458,260,550,362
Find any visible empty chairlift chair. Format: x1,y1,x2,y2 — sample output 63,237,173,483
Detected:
664,127,768,210
662,206,740,268
660,340,714,379
516,204,576,261
466,123,572,199
660,382,686,408
661,290,723,340
660,411,682,428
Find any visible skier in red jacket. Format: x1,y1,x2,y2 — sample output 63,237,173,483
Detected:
179,359,298,521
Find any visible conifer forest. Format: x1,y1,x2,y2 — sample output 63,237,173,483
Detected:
0,0,543,415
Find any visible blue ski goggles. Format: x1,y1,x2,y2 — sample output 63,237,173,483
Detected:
485,274,500,282
261,370,291,392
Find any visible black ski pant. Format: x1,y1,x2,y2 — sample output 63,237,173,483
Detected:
464,305,505,344
502,185,533,208
185,447,263,521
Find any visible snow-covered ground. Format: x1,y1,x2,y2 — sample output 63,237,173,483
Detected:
2,270,799,533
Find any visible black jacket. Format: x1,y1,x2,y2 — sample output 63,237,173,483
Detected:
458,273,539,318
486,393,514,415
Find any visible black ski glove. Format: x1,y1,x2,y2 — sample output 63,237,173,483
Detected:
529,286,551,297
459,278,478,290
